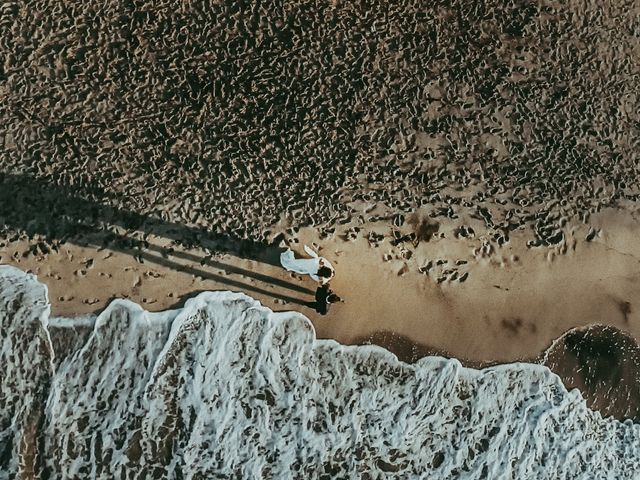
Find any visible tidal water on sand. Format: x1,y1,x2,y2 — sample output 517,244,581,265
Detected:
1,265,639,479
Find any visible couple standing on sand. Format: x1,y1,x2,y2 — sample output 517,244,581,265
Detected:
280,245,342,315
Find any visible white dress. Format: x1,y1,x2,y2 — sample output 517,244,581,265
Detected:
280,245,335,284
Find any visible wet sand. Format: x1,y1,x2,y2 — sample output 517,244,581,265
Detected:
2,205,639,357
4,208,640,422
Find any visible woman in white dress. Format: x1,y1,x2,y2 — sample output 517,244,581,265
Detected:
280,245,335,285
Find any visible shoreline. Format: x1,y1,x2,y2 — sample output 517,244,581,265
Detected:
0,0,638,475
2,205,639,364
2,264,638,478
0,202,640,420
3,203,640,422
5,259,640,423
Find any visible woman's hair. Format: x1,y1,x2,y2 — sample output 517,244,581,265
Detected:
317,266,333,278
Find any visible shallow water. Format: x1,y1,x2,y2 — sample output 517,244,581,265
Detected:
1,265,639,479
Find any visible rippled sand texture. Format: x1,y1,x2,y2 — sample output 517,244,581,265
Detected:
0,0,637,246
2,266,640,479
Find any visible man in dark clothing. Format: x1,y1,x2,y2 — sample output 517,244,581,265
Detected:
314,284,342,315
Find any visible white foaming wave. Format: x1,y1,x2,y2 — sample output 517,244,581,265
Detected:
0,265,639,479
0,266,54,479
47,315,97,329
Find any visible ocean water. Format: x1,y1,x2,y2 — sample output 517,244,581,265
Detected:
1,265,639,479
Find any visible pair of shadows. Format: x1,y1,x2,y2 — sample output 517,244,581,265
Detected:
88,235,315,307
0,173,314,307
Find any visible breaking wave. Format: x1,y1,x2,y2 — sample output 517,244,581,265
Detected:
1,265,639,479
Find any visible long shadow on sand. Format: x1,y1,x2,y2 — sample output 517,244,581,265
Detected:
0,172,312,306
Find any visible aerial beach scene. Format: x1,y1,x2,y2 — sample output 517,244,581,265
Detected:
1,0,639,478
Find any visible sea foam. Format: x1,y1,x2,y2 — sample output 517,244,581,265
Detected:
0,265,639,479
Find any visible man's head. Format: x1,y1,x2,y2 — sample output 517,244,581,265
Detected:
317,266,333,279
327,293,342,303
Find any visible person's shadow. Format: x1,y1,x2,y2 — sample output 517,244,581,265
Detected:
0,172,313,306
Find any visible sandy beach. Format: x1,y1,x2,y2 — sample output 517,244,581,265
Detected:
3,204,640,363
0,0,638,428
4,204,640,421
2,0,640,477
